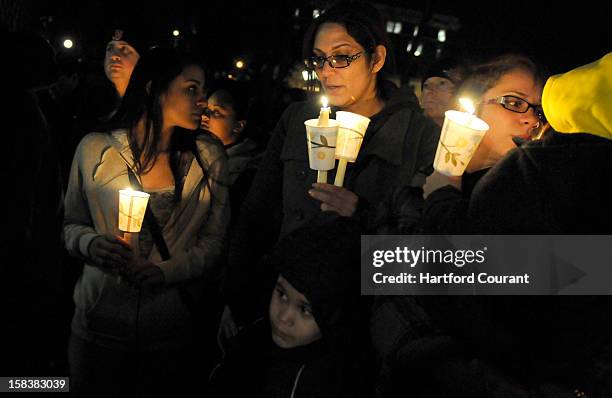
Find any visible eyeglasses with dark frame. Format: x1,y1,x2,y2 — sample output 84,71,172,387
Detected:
304,52,363,70
484,95,546,122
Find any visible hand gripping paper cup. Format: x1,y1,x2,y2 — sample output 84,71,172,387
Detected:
334,111,370,186
433,110,489,176
305,119,339,183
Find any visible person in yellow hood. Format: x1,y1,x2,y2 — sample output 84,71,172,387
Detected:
470,51,612,233
458,53,612,398
373,54,612,398
542,52,612,140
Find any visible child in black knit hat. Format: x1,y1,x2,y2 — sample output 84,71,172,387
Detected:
210,212,373,397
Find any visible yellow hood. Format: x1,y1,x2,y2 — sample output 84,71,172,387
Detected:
542,52,612,140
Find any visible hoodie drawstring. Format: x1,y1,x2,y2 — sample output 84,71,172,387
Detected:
290,364,305,398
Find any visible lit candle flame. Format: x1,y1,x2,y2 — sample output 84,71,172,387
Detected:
321,96,329,109
459,98,475,115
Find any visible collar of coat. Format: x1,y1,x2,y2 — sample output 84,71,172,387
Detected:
348,80,422,166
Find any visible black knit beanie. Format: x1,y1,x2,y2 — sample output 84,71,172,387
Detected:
267,212,362,339
421,57,465,89
107,23,153,54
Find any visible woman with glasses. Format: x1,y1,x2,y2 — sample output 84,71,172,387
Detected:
385,55,612,398
470,52,612,233
422,54,548,233
224,0,439,332
373,55,593,398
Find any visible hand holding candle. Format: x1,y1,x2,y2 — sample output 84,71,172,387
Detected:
308,182,359,217
432,98,490,176
87,234,132,272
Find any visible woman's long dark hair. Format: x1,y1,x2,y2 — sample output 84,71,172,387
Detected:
109,46,205,174
108,47,208,202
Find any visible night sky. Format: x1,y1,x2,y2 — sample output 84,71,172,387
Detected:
33,0,610,78
432,0,610,73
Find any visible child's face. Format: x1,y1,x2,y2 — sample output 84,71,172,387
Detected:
201,91,240,141
269,275,322,349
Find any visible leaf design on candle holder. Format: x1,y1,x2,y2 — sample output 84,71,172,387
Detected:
440,141,466,167
310,134,335,149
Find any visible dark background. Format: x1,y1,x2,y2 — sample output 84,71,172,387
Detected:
26,0,610,144
1,0,610,379
18,0,612,81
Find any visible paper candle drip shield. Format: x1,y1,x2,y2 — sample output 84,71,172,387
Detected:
433,110,489,176
334,111,371,162
305,119,339,171
333,111,370,187
118,189,150,232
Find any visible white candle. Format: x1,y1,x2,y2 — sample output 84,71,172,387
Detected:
318,96,330,127
316,96,331,182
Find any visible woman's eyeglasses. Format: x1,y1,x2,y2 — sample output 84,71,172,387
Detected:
304,52,363,70
485,95,546,122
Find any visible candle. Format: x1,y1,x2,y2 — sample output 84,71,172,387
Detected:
318,96,330,127
316,96,331,182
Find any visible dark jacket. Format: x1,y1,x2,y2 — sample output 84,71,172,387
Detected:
469,132,612,233
377,54,612,397
374,133,612,397
375,294,612,398
276,84,439,237
225,137,262,225
422,168,489,234
209,320,361,398
227,82,439,324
